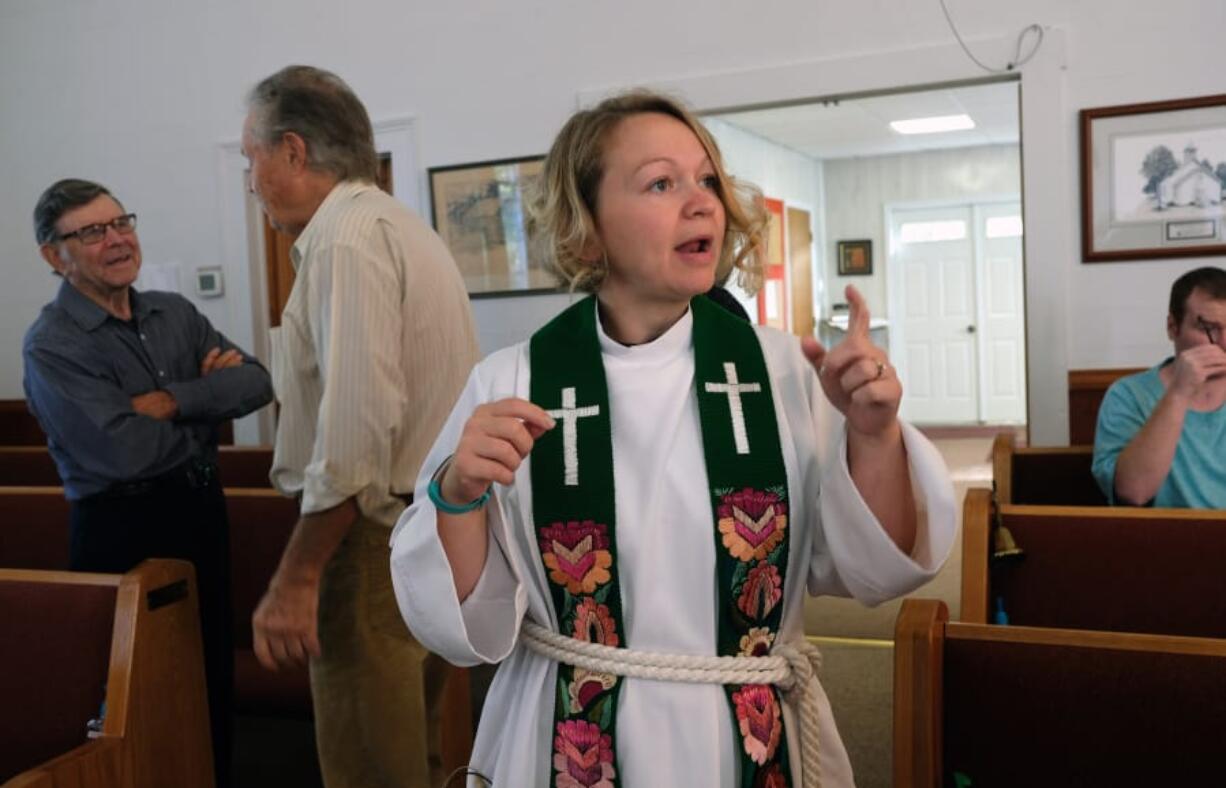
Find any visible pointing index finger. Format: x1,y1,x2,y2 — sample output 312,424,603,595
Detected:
845,285,871,339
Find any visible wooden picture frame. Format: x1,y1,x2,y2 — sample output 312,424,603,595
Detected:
428,155,558,297
1080,94,1226,262
837,239,873,276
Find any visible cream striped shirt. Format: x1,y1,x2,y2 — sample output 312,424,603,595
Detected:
270,180,479,527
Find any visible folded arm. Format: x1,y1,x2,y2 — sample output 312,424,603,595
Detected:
24,346,191,480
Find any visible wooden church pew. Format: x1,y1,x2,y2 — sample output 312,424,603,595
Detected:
990,432,1105,506
0,486,311,722
960,487,1226,637
0,559,213,788
0,485,473,772
0,446,273,489
894,598,1226,788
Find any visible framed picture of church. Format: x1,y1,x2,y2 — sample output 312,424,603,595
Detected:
428,155,559,297
1080,94,1226,262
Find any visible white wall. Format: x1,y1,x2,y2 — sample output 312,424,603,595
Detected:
822,144,1021,317
2,0,1224,444
705,117,824,319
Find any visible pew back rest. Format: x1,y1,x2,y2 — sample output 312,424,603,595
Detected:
215,447,273,488
0,446,272,489
226,490,301,649
0,398,234,447
944,632,1226,785
0,401,47,445
993,504,1226,637
0,575,116,782
224,489,313,718
895,599,1226,788
0,448,60,488
991,433,1103,506
0,487,71,570
1067,367,1144,444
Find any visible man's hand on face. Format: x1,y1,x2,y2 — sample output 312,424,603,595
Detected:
1170,343,1226,399
131,390,179,420
200,347,243,376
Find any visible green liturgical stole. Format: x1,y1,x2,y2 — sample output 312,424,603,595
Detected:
530,294,794,788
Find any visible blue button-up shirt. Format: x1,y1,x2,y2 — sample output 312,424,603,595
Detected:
22,280,273,499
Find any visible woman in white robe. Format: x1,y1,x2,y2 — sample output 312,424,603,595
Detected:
390,91,955,788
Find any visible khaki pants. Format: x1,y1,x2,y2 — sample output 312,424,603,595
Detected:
311,518,448,788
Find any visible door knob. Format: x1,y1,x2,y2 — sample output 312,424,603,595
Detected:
966,325,977,334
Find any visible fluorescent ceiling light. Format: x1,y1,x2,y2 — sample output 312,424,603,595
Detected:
889,114,975,135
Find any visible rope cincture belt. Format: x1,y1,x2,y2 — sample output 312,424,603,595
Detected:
520,620,826,788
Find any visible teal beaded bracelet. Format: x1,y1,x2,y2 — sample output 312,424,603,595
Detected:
427,460,492,515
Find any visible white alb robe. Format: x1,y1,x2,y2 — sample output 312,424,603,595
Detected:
391,307,956,787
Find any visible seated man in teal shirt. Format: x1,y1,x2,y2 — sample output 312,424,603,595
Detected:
1093,266,1226,508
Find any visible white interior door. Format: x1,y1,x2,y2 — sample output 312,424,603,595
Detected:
975,202,1027,424
890,206,978,424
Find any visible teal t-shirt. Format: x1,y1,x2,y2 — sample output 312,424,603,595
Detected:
1091,360,1226,508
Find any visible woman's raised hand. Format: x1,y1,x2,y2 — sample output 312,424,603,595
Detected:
800,285,902,438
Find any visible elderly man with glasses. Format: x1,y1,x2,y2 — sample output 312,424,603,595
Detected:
1093,265,1226,508
22,177,273,786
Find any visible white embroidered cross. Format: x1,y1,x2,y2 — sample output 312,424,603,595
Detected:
545,387,601,486
704,362,762,455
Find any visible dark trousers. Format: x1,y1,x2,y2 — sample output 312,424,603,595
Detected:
70,477,233,788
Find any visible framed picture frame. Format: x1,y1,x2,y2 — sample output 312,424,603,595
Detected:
1080,93,1226,262
428,155,558,297
836,239,873,276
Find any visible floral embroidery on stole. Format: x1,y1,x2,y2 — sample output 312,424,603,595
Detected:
530,295,793,787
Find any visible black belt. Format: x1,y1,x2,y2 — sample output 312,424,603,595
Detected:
88,459,219,501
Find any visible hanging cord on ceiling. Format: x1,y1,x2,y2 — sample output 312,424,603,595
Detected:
938,0,1045,73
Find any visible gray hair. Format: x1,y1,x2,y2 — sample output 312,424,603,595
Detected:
33,179,119,245
246,65,378,183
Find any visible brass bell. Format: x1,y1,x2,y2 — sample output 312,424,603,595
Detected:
989,482,1024,563
992,523,1024,561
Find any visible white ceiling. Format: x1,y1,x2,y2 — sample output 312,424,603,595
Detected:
711,81,1019,160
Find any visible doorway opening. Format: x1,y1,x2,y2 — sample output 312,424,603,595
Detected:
706,77,1025,430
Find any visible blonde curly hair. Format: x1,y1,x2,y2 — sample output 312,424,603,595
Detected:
528,89,767,295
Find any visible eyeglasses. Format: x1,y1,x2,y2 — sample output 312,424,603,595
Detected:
1196,316,1221,349
56,213,137,245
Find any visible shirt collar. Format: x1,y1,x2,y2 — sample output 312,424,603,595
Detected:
290,180,373,271
54,279,158,331
130,288,159,319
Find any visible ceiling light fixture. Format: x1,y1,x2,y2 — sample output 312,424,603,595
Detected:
889,114,975,135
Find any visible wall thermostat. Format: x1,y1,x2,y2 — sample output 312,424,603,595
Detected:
196,266,224,298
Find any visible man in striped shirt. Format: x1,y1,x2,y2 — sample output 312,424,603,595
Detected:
242,65,479,787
